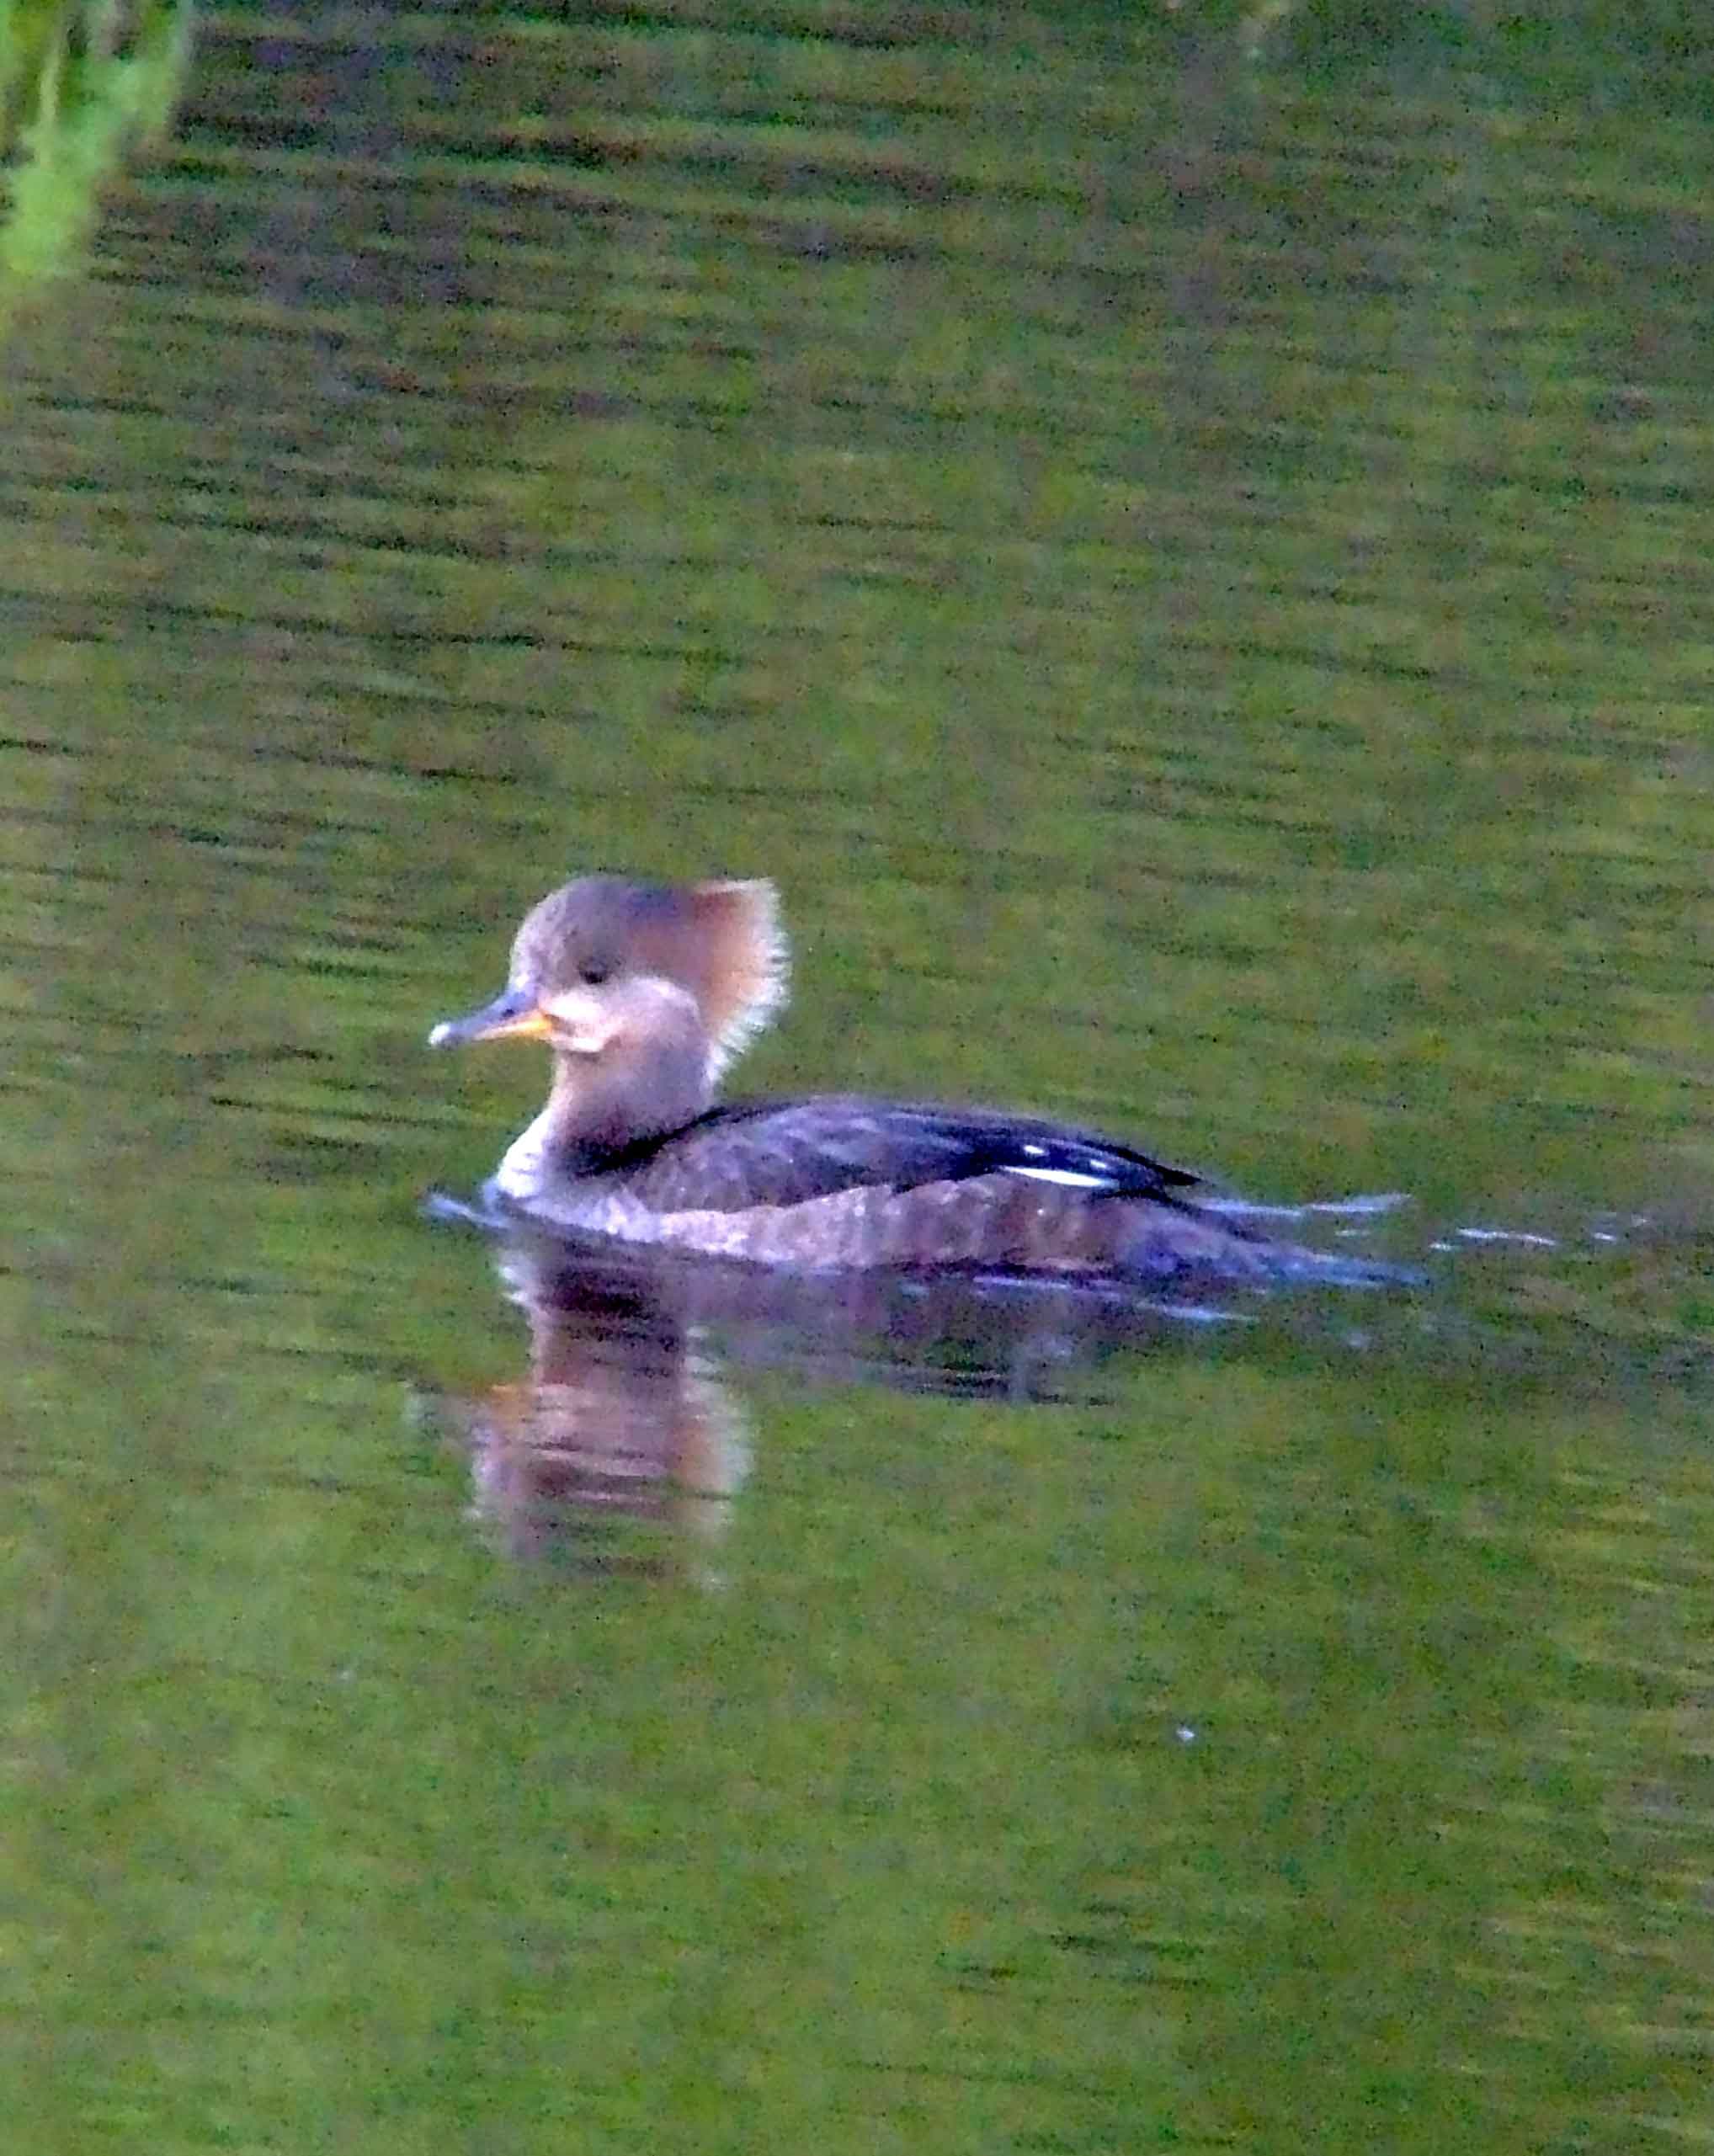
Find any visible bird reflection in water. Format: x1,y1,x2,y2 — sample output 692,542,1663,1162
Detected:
414,1202,1406,1578
418,1232,748,1580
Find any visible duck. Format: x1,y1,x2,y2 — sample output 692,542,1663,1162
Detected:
428,874,1290,1277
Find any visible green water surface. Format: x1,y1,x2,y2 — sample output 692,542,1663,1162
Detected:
4,7,1713,2151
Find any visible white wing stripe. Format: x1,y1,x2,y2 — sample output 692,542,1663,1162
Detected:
1004,1164,1115,1190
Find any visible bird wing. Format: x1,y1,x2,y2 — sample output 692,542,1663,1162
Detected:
615,1094,1203,1214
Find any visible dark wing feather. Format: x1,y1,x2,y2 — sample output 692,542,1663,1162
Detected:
615,1094,1202,1214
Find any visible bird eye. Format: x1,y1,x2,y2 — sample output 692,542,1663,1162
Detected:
578,956,612,985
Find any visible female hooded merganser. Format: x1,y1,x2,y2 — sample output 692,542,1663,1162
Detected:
429,875,1285,1277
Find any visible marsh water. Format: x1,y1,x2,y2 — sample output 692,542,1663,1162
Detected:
6,9,1714,2151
